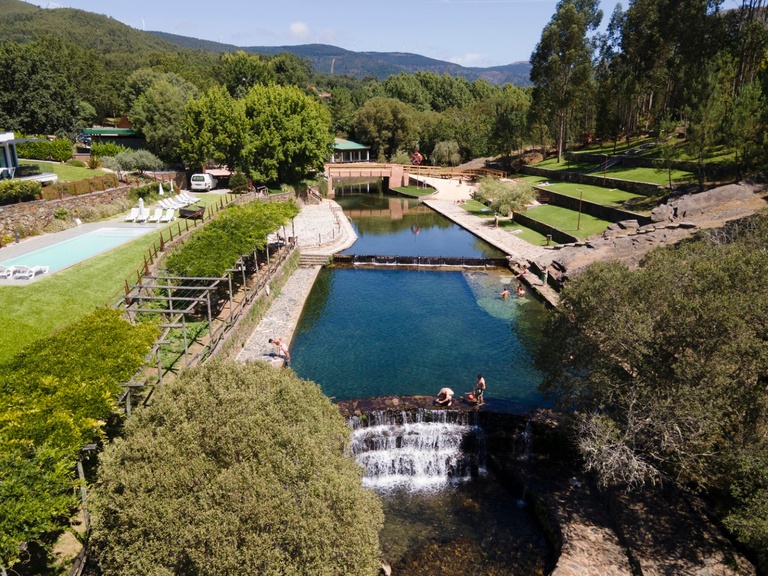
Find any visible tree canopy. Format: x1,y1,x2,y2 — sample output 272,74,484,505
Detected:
90,360,384,576
537,211,768,563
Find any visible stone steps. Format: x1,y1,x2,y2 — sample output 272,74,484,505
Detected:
299,253,330,267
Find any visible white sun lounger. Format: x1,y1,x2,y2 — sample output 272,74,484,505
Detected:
0,265,15,279
147,208,163,222
124,207,140,222
13,265,49,280
160,208,175,223
135,208,149,223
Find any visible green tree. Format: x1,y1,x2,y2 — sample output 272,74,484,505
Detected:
537,212,768,560
729,80,765,176
530,0,603,163
383,72,432,111
474,177,536,216
179,85,248,172
241,84,332,184
432,140,461,166
130,77,198,163
217,51,275,98
90,360,384,576
352,97,420,161
0,40,80,134
270,52,312,87
489,85,531,159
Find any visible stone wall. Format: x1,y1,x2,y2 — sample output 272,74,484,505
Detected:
520,165,663,196
0,185,132,243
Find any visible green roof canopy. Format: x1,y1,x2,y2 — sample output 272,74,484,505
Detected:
333,138,369,151
83,128,137,136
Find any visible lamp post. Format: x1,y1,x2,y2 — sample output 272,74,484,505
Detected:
577,188,583,231
603,153,607,186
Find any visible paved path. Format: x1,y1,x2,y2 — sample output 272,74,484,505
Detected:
236,199,357,366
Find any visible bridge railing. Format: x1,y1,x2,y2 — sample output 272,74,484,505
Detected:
326,163,507,180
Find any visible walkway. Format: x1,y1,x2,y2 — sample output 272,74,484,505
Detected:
236,200,357,366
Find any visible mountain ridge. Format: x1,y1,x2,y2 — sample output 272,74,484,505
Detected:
149,32,532,86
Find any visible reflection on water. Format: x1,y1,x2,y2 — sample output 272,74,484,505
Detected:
291,268,547,406
335,189,504,258
381,480,550,575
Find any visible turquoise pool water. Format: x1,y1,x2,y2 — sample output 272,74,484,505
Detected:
291,268,548,407
0,227,157,273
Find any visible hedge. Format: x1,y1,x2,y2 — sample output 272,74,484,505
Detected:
0,179,42,205
15,138,73,163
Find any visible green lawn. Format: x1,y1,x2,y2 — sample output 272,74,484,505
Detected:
21,160,107,182
537,181,644,207
603,165,694,185
524,204,613,239
0,193,226,362
391,185,435,198
575,136,655,155
499,220,552,245
460,200,554,245
533,157,598,172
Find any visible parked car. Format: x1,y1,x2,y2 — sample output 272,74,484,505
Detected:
190,173,217,191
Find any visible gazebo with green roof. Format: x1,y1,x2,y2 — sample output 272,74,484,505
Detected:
331,138,370,163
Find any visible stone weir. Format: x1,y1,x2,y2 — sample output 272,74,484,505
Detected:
337,397,757,576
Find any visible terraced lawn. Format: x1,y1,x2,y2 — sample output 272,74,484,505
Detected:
20,159,107,182
603,165,694,185
537,181,644,207
524,204,613,239
460,200,552,245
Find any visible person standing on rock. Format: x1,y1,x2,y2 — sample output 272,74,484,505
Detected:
474,374,486,405
268,337,291,365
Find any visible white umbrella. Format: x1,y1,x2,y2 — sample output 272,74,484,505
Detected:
170,180,174,193
138,197,145,216
158,182,164,196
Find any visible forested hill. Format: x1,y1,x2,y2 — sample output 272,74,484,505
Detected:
151,32,533,86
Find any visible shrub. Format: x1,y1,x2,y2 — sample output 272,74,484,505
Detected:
91,142,126,158
67,159,86,168
86,155,101,169
53,208,68,220
229,171,249,193
390,149,412,164
90,360,384,576
0,309,159,569
0,179,42,205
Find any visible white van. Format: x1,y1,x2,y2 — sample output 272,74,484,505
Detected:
190,173,217,191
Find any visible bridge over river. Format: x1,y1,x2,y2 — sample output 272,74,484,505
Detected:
325,162,505,195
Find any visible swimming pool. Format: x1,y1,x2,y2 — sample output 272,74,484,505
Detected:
0,227,158,273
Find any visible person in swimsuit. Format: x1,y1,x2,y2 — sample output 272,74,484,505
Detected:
474,374,486,405
268,338,291,364
435,387,454,406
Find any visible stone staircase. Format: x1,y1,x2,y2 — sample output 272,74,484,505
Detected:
299,252,330,267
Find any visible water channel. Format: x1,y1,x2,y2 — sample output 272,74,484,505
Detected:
291,183,552,573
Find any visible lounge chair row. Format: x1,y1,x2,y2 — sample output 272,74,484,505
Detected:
124,207,177,223
0,264,49,280
124,193,197,223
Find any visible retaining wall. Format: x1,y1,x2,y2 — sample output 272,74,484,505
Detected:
536,189,653,226
511,211,579,245
520,165,662,196
0,185,132,244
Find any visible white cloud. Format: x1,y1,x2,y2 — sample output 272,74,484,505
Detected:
448,53,487,66
289,21,311,41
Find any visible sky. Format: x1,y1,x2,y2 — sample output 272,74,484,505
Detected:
27,0,741,68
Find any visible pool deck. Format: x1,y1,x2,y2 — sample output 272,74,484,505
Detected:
0,220,162,285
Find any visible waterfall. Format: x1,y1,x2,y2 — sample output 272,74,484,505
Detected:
348,409,486,491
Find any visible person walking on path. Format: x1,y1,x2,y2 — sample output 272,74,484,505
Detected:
268,337,291,365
